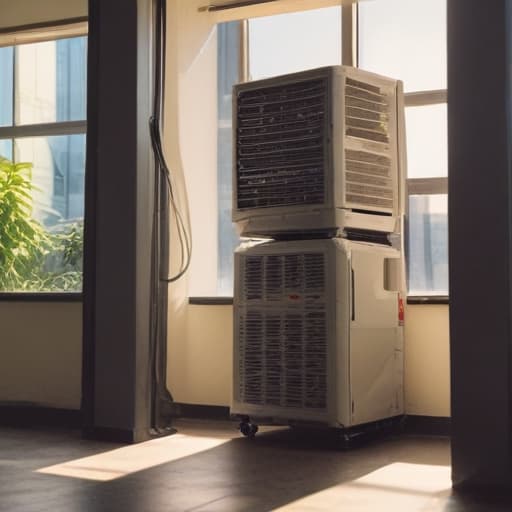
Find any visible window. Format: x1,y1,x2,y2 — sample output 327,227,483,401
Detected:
0,35,87,293
203,0,447,298
359,0,448,296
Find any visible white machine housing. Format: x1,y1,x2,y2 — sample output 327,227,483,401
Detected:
233,65,406,238
231,238,404,428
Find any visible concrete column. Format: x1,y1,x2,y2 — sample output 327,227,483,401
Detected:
448,0,512,490
82,0,155,443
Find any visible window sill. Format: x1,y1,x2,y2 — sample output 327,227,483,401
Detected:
189,297,234,305
407,296,449,305
0,293,82,302
190,296,450,306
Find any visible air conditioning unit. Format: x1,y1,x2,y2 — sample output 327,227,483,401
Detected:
231,238,404,431
232,65,406,238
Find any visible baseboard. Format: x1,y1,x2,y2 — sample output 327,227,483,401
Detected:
175,403,231,420
404,415,451,436
0,403,82,428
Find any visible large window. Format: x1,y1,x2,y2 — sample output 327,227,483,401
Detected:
208,0,447,298
359,0,448,295
0,35,87,293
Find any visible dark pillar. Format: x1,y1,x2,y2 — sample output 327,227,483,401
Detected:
82,0,156,443
448,0,512,490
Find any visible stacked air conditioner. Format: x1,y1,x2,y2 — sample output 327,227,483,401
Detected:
231,66,406,432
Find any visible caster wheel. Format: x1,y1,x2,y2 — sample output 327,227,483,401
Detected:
240,422,259,437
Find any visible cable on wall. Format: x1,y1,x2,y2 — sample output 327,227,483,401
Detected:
150,0,192,284
148,0,192,431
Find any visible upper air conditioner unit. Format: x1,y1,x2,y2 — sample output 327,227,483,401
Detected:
231,238,404,433
232,65,406,238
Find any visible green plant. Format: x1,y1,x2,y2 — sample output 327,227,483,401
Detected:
61,221,83,268
0,157,53,290
0,157,84,292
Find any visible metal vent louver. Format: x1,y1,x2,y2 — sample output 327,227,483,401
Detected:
344,75,395,211
236,77,327,210
344,149,394,209
345,77,390,144
238,252,328,410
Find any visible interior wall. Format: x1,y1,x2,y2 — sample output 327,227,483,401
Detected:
404,304,450,417
169,304,451,417
0,302,83,409
0,0,87,28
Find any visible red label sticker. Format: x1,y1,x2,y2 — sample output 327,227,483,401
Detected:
398,295,405,326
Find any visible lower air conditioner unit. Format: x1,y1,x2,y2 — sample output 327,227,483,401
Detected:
231,238,404,430
232,65,407,239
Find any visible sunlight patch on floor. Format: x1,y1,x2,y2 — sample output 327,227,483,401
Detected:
35,433,230,481
274,462,452,512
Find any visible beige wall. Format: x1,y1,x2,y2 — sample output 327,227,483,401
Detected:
168,304,451,417
169,305,233,406
0,0,87,28
404,304,450,416
0,302,82,409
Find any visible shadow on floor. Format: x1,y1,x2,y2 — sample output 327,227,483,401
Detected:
1,420,510,511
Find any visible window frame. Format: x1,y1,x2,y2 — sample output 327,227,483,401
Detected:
352,3,448,301
0,21,88,301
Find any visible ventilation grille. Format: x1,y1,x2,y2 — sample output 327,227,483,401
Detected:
238,251,328,411
243,253,325,302
345,149,394,209
345,77,391,144
236,77,327,210
238,310,327,409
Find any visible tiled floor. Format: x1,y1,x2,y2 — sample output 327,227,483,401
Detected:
0,419,510,511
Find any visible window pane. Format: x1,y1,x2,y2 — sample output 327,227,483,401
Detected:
218,22,240,296
0,139,13,160
15,134,86,227
359,0,446,92
0,46,13,126
249,6,342,80
408,194,448,295
406,104,447,179
0,135,85,292
15,37,87,125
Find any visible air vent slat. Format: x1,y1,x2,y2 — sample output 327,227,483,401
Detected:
344,146,394,210
345,161,390,177
344,76,393,149
346,193,394,209
346,172,391,188
239,82,325,104
239,120,323,137
345,86,389,106
345,96,388,114
347,128,389,144
236,77,327,210
345,149,391,167
346,106,389,123
347,183,393,199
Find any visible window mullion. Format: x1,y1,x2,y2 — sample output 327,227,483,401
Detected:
0,120,87,140
11,43,16,160
408,177,448,196
342,3,357,67
405,90,447,107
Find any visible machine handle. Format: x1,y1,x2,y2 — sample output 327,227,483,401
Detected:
351,268,355,322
